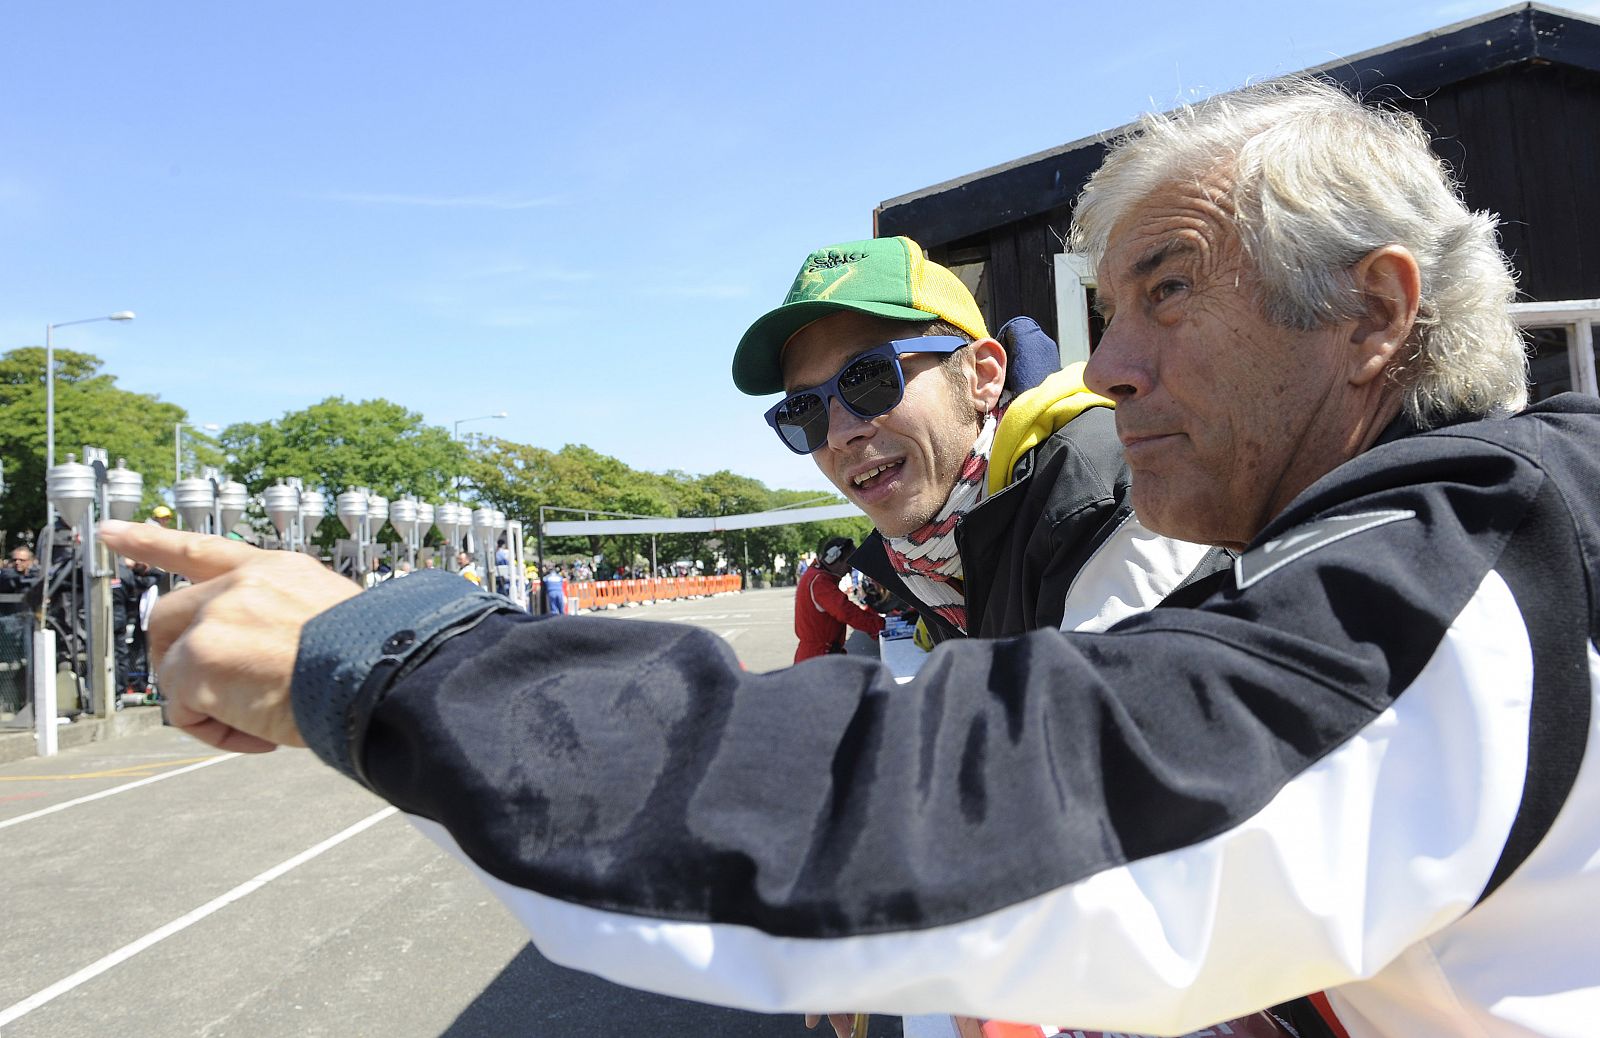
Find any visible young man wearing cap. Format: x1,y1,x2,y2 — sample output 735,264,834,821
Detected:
734,236,1218,647
794,535,883,662
737,239,1226,1037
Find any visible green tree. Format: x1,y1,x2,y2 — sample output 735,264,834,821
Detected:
0,347,190,545
221,397,465,505
466,439,680,560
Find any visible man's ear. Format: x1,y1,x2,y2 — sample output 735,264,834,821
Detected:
1348,245,1421,388
970,338,1007,413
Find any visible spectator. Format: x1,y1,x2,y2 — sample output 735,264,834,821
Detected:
543,565,566,615
363,557,389,589
793,536,882,661
457,551,480,586
0,547,39,595
116,558,160,694
494,539,511,596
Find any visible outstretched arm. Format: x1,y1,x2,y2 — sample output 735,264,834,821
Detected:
95,434,1561,1035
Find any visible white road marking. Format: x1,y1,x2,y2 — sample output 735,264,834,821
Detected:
657,613,751,622
0,753,242,832
0,806,398,1028
719,629,743,642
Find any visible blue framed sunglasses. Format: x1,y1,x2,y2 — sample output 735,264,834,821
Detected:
763,335,968,454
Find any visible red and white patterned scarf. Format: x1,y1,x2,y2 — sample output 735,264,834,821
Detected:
882,406,1005,634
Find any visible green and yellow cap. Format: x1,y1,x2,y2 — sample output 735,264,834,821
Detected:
732,236,989,396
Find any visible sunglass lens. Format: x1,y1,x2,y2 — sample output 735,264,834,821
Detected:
774,392,828,453
838,354,900,417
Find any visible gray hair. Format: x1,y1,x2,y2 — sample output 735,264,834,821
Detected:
1070,76,1528,426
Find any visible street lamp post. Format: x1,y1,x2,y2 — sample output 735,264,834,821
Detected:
452,411,507,503
35,313,135,738
41,312,135,590
46,312,134,472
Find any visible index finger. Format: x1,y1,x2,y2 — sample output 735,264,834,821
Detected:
97,519,261,583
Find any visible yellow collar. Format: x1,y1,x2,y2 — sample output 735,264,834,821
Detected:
986,362,1115,497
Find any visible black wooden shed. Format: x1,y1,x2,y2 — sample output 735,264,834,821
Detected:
873,3,1600,397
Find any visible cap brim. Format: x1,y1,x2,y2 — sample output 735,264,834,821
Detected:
732,299,940,396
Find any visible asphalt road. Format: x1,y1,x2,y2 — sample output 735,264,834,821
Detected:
0,587,902,1038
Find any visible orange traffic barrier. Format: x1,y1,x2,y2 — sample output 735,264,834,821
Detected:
556,572,743,612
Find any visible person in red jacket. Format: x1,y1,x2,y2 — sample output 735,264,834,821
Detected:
793,536,883,662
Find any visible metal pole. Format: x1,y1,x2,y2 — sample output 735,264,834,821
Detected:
535,505,546,614
45,324,55,470
89,462,114,715
173,424,184,531
40,314,132,622
479,521,494,596
84,477,99,712
37,523,54,633
1576,318,1598,396
42,325,58,624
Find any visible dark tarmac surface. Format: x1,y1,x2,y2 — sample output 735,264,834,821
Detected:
0,587,901,1038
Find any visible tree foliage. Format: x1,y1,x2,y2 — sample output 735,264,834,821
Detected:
221,397,465,504
0,347,195,545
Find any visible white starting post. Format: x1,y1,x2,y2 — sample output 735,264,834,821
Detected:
436,503,469,572
366,493,389,579
389,497,420,570
263,478,304,552
299,487,326,553
471,507,498,592
31,626,57,756
505,519,528,608
336,487,370,582
415,501,436,569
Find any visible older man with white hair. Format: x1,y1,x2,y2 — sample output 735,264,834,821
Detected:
103,77,1598,1038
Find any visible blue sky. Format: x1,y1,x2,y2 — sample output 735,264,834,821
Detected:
5,0,1593,495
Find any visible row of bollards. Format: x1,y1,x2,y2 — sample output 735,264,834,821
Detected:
31,456,529,756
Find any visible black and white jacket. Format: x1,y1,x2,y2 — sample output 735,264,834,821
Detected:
293,395,1600,1038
